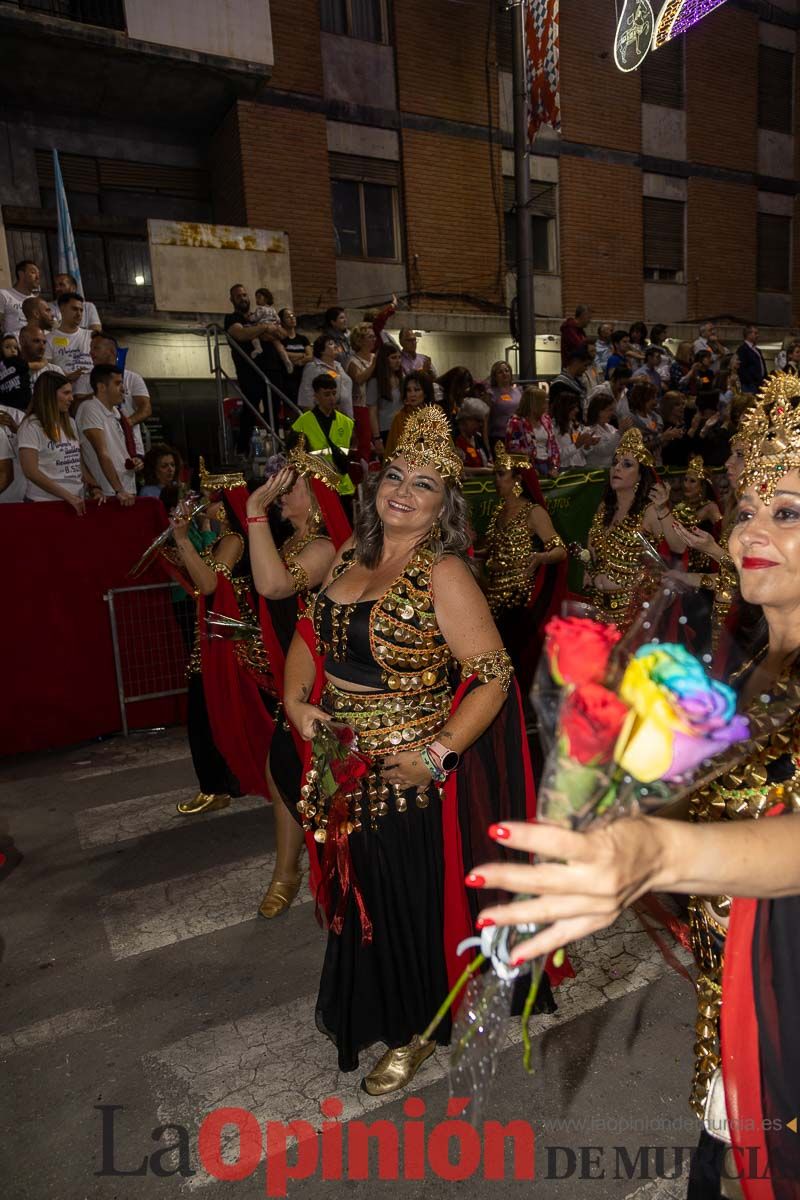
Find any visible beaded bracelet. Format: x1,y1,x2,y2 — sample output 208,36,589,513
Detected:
420,746,446,784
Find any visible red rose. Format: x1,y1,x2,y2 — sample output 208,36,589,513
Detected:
544,617,622,687
331,754,370,791
560,683,628,766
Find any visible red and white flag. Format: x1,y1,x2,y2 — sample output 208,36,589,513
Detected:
525,0,561,142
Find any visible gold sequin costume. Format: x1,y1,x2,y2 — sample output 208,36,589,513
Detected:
687,667,800,1115
483,500,565,616
586,508,656,628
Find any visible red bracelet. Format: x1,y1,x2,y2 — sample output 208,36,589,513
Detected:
246,515,269,525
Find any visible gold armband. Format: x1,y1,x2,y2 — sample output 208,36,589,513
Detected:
212,561,234,583
542,534,565,553
460,650,514,692
285,557,310,595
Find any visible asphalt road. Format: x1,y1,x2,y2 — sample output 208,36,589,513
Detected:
1,728,699,1199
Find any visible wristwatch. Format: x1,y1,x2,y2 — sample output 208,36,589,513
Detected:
428,740,460,774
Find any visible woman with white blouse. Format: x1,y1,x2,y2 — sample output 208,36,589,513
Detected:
582,392,620,468
17,373,99,513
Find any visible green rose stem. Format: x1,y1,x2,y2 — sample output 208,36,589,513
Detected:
521,963,544,1073
420,953,487,1045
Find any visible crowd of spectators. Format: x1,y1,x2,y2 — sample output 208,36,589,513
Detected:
1,259,796,510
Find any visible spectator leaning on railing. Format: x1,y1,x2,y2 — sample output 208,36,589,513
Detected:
76,364,141,505
17,373,100,511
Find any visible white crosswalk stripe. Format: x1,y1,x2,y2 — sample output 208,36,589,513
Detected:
0,1006,116,1056
75,791,265,848
99,853,312,959
141,909,692,1191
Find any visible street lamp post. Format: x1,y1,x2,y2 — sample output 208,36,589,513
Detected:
510,0,536,379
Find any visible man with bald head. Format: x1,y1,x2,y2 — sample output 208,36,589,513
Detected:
21,295,54,335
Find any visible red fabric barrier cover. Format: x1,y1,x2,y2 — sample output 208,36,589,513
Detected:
0,499,188,756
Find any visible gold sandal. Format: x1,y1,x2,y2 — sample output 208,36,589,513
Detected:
258,873,302,919
361,1035,436,1096
177,792,231,815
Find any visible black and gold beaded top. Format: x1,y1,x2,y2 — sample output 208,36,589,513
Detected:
310,546,453,695
587,506,651,627
484,499,541,616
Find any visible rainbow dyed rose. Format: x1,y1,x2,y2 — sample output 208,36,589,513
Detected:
614,644,749,783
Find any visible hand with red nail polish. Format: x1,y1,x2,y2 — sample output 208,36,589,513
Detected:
488,823,511,841
476,917,495,929
465,873,486,888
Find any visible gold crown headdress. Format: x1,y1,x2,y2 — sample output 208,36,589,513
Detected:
686,455,708,482
390,406,463,481
198,457,247,492
493,442,530,472
287,435,342,492
616,427,654,469
738,374,800,501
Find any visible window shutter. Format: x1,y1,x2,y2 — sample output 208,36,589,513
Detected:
503,177,556,219
641,36,684,109
757,213,791,292
328,153,400,186
643,197,684,273
97,160,208,198
35,149,98,193
758,46,794,134
496,7,512,72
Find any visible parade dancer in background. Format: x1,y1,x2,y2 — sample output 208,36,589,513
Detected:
245,438,351,919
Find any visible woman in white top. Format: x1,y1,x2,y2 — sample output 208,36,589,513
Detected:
346,322,378,460
550,391,597,470
17,373,100,513
582,392,620,468
366,340,403,441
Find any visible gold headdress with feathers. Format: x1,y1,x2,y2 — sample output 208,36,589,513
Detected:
390,406,463,481
286,435,342,491
615,427,654,469
198,457,247,492
493,442,531,472
738,373,800,501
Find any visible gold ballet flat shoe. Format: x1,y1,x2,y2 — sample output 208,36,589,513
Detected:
258,873,302,919
361,1035,436,1097
176,792,231,815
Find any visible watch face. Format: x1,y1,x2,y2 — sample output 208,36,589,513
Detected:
441,750,459,773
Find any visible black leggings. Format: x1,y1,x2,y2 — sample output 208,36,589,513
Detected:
187,674,242,796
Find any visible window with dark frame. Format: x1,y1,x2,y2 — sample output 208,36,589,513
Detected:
758,45,794,134
503,177,556,274
330,153,401,261
643,196,685,283
641,35,684,109
757,212,792,293
320,0,386,43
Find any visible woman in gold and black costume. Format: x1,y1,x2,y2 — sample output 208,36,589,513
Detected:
481,443,567,691
282,407,561,1095
585,428,685,628
475,374,800,1199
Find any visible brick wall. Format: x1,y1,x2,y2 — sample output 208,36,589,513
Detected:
686,178,757,319
559,0,641,154
269,0,324,95
235,101,338,313
209,105,246,227
559,157,643,320
400,128,504,312
794,195,800,327
686,6,758,171
393,0,498,127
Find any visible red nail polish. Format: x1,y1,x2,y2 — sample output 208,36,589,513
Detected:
465,873,486,888
511,955,527,968
476,917,495,929
488,823,510,841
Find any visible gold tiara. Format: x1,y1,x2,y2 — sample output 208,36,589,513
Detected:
390,406,463,481
738,373,800,501
287,435,342,491
198,457,247,491
493,442,530,472
686,455,708,481
616,427,654,469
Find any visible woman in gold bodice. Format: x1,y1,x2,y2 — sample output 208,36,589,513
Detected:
473,375,800,1197
481,444,566,688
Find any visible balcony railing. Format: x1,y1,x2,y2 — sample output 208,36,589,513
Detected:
18,0,126,32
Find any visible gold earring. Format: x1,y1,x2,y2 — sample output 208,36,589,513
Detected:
430,518,441,542
512,479,523,498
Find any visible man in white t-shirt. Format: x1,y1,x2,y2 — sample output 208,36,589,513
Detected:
76,364,141,503
47,293,93,401
21,295,55,340
90,332,151,454
0,405,26,503
50,272,102,332
0,259,41,336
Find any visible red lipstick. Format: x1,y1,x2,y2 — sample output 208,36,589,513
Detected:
742,557,779,570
